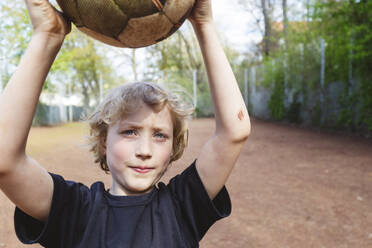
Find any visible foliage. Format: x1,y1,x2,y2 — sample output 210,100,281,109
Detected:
267,79,285,121
246,0,372,136
0,1,123,126
0,2,31,59
358,75,372,132
311,100,322,127
310,0,372,133
287,91,302,124
32,102,50,126
54,29,119,109
144,25,240,117
0,2,32,88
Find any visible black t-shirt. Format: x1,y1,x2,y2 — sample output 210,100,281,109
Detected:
14,161,231,247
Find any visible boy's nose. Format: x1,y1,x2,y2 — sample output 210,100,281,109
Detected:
135,137,152,160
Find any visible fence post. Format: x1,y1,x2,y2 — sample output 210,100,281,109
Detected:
349,35,354,95
284,53,290,104
48,105,52,125
250,67,256,115
299,43,304,105
271,60,275,85
349,33,355,127
299,43,304,85
284,53,288,89
251,67,256,95
320,38,326,124
244,68,249,108
0,57,3,93
320,38,326,103
68,83,73,122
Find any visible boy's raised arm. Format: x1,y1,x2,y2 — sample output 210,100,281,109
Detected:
189,0,251,200
0,0,70,221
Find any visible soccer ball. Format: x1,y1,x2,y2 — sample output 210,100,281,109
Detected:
56,0,196,48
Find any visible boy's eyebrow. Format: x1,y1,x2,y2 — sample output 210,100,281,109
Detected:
119,122,171,132
119,122,142,129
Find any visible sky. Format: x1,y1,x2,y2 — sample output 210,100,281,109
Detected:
49,0,259,53
212,0,261,52
14,0,262,104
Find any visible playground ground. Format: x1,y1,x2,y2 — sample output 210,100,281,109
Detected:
0,119,371,247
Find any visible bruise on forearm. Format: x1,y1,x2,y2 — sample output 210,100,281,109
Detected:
238,110,244,121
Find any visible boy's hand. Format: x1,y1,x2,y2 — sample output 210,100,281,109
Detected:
188,0,213,27
25,0,71,42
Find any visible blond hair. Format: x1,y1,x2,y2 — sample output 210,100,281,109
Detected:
86,82,194,173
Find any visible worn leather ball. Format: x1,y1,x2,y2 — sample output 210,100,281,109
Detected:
56,0,196,48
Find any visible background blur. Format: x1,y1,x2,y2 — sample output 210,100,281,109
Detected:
1,0,372,137
1,1,372,247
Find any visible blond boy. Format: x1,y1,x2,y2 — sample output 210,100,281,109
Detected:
0,0,251,247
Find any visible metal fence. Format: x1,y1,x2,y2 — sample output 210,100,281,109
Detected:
32,102,84,126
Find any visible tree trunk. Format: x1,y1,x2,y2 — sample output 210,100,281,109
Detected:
82,82,90,109
282,0,288,49
261,0,271,56
306,0,311,22
178,31,203,83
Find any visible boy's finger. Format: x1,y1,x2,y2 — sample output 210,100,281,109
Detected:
53,6,71,22
24,0,50,13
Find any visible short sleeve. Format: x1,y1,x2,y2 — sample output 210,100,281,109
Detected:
14,173,91,247
167,160,232,242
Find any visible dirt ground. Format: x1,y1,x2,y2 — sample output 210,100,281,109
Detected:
0,119,371,248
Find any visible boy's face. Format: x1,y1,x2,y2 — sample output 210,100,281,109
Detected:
105,103,174,196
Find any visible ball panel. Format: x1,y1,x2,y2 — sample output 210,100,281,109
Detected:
57,0,196,48
78,26,126,47
57,0,83,26
115,0,158,18
157,4,193,43
118,13,173,48
163,0,195,24
77,0,129,37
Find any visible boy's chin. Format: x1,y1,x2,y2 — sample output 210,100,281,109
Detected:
126,182,155,195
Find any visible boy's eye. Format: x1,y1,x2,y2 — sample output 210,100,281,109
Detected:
154,132,167,140
121,130,136,136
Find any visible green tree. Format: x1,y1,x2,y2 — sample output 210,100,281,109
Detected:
53,30,120,110
0,1,32,88
0,1,121,121
312,0,372,132
144,25,241,117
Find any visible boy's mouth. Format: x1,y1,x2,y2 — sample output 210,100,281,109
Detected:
129,166,154,174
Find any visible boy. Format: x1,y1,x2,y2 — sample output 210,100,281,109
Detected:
0,0,251,247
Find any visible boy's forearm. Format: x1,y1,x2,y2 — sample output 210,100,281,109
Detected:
0,34,63,164
192,23,251,140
